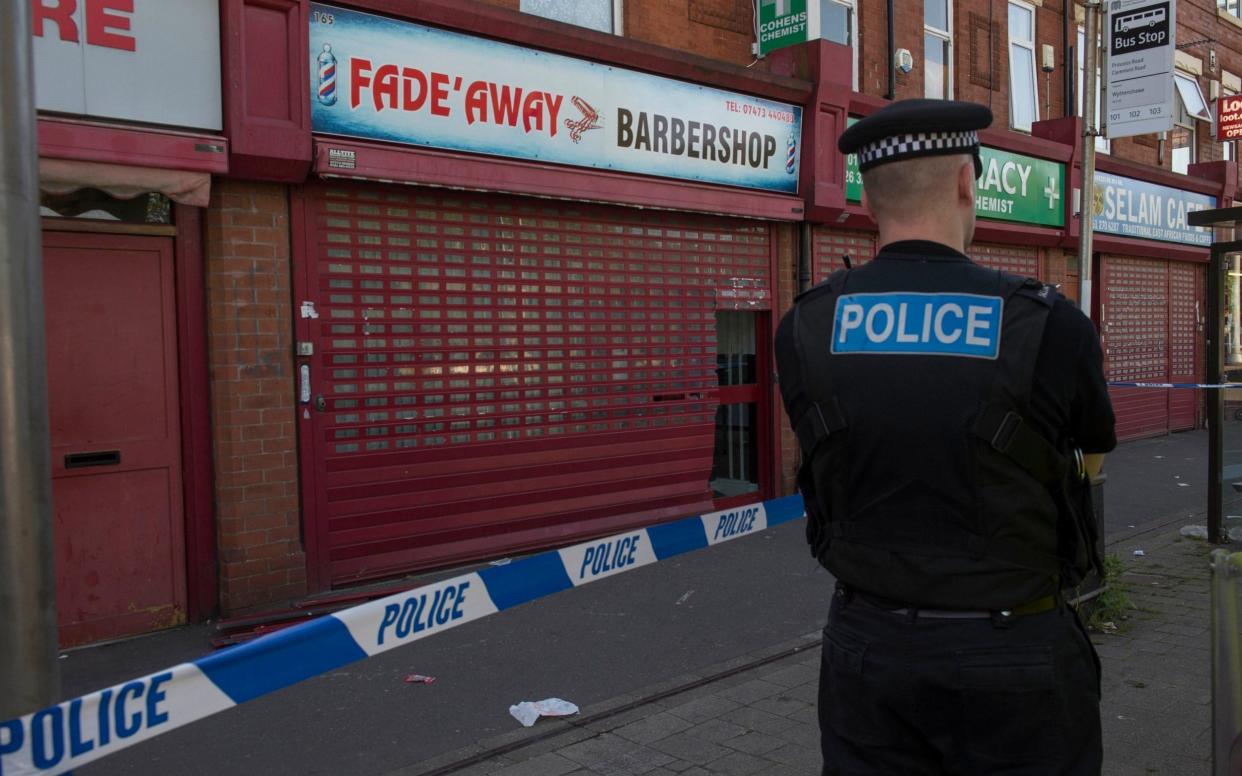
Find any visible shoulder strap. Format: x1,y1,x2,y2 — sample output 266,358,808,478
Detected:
969,275,1067,486
790,269,851,458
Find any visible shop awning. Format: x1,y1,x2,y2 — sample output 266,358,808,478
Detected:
38,158,212,208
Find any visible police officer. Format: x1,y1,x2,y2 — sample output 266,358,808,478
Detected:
775,99,1116,775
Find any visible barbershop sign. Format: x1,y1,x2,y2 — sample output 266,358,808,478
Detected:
1090,171,1215,246
32,0,221,130
309,3,802,193
845,140,1065,228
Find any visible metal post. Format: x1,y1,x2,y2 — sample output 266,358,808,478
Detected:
1078,1,1100,318
1211,246,1226,545
0,0,60,717
1211,549,1242,774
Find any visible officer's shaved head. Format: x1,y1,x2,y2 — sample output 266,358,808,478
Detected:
862,154,973,223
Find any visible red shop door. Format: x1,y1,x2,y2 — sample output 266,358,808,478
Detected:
43,232,187,646
297,184,775,588
1169,262,1204,431
1102,255,1172,441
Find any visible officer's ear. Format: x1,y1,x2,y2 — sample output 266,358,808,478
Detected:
957,160,976,207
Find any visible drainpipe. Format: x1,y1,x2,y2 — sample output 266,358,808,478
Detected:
886,0,895,100
1063,0,1073,116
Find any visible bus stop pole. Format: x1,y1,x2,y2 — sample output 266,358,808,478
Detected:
1078,0,1100,317
0,0,61,717
1210,245,1226,544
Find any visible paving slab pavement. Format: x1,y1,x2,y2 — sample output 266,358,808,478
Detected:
385,430,1236,776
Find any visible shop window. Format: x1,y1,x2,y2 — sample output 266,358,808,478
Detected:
40,189,171,224
924,0,953,99
1076,28,1110,153
520,0,619,34
1172,73,1210,174
1008,1,1038,131
711,311,761,500
821,0,859,91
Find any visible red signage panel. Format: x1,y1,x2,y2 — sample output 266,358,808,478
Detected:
1218,94,1242,141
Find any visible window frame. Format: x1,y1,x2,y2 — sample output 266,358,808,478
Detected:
924,0,954,99
518,0,623,35
1007,0,1039,131
1223,86,1238,162
1220,0,1241,20
821,0,859,91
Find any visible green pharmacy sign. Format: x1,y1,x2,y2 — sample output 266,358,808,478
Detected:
758,0,809,56
844,142,1065,229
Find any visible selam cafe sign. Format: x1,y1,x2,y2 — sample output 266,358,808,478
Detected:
309,4,802,194
844,129,1066,229
1090,171,1215,246
32,0,222,130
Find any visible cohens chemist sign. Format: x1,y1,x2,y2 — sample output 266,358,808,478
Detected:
310,4,802,193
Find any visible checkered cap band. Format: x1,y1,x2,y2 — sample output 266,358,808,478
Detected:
857,130,979,168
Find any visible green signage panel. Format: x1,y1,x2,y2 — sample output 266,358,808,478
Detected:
843,140,1065,229
758,0,808,56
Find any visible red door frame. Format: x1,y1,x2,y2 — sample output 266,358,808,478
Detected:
41,208,218,621
290,186,328,592
173,205,218,620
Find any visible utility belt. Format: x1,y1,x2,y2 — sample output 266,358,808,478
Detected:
835,583,1059,623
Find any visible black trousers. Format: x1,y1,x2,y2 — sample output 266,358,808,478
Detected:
819,591,1102,775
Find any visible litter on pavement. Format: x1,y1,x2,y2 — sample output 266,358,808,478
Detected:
509,698,579,727
404,674,436,684
1133,550,1146,556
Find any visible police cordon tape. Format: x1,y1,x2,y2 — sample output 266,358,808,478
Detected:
1108,381,1242,389
0,495,804,776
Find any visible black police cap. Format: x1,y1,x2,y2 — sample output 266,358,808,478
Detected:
838,99,993,178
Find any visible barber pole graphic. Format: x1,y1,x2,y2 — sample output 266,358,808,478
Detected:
785,132,797,174
317,44,338,106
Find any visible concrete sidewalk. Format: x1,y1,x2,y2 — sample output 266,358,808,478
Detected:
388,431,1228,776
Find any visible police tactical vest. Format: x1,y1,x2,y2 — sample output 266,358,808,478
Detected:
780,254,1099,610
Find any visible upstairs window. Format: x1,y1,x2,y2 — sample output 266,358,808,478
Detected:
821,0,859,91
924,0,953,99
1008,1,1038,131
1077,27,1110,153
1172,73,1210,174
520,0,620,34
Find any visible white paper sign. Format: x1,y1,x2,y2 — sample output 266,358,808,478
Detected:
32,0,222,131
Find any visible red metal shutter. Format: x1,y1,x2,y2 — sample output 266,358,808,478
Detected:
812,227,874,284
302,184,774,585
1168,261,1204,431
969,242,1041,277
1103,255,1170,440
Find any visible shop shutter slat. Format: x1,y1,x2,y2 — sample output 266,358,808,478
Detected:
306,184,772,584
812,228,874,284
969,243,1041,277
1103,255,1170,440
1168,262,1202,431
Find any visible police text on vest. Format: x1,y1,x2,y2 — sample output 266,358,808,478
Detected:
831,292,1003,359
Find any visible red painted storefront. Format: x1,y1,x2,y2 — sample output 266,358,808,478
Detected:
216,0,824,595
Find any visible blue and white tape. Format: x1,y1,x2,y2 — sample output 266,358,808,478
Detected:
1109,381,1242,389
0,496,804,776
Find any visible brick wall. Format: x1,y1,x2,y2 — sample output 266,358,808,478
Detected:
205,180,306,613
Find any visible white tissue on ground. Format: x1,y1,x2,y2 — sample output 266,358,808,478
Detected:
509,698,579,727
